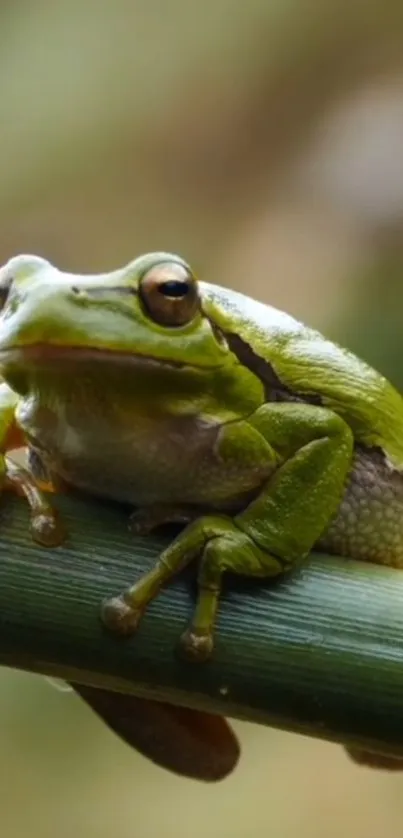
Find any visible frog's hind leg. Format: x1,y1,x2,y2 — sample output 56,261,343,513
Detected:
179,527,283,661
102,404,354,660
101,513,283,661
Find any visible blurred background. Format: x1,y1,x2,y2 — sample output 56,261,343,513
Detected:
1,0,403,835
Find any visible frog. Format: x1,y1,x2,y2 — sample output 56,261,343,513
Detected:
0,250,402,777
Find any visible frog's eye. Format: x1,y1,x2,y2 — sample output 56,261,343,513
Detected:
139,262,200,326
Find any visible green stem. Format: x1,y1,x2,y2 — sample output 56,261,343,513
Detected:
0,491,403,757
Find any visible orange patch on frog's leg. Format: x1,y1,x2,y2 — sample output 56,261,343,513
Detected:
35,475,68,495
4,421,26,453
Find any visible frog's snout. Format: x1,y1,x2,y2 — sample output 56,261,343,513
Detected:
67,281,136,307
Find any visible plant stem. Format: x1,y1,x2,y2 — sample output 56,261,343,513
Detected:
0,491,402,757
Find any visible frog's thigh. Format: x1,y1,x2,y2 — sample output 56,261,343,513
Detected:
102,406,353,658
237,402,355,560
102,422,279,642
180,401,355,660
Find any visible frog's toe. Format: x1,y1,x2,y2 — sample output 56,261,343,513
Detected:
101,594,143,635
30,512,66,547
179,628,214,663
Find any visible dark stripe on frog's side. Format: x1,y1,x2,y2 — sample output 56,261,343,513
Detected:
208,322,403,567
217,327,396,465
218,328,322,405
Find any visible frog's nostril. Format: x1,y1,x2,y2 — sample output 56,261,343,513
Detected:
70,285,90,302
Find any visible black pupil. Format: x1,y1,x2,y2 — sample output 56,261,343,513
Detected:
159,279,189,298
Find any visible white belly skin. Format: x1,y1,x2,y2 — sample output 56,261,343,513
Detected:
16,388,271,510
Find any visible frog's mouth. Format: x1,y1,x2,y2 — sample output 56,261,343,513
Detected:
0,343,223,372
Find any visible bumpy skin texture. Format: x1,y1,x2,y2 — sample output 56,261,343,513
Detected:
0,251,402,773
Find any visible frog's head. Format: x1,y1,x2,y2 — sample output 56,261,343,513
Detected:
0,252,234,388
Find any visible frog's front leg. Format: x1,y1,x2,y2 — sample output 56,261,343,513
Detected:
5,458,65,546
0,383,63,546
102,404,354,661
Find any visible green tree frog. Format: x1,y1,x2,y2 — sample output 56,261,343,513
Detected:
0,250,401,777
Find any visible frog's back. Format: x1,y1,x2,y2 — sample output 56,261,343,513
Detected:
201,282,403,468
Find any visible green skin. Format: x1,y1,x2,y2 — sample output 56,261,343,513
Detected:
0,251,402,669
1,250,403,776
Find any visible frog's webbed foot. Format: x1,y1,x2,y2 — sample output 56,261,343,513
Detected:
101,514,232,646
179,628,214,663
128,503,202,536
101,592,143,635
101,514,280,662
4,456,65,547
103,504,201,636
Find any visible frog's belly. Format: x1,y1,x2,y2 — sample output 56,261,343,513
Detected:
27,410,269,510
22,398,403,568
